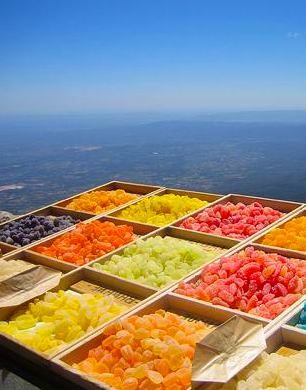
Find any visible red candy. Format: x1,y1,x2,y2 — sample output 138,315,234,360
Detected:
179,202,284,239
175,247,306,319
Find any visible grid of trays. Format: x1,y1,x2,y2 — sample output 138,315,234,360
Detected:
1,180,306,389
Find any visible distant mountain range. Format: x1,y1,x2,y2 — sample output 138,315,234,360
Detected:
1,109,306,134
193,110,306,122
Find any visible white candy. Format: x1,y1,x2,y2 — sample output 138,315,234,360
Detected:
219,351,306,390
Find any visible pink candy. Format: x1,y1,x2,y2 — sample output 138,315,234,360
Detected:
175,247,306,319
179,202,284,239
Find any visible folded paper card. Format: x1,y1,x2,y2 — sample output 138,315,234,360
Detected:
192,316,266,387
0,258,36,283
0,265,61,307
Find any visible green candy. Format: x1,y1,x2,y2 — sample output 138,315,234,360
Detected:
93,236,220,289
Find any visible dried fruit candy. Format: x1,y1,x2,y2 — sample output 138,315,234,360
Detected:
217,350,306,389
176,246,306,319
0,215,79,247
35,221,135,266
94,236,223,288
65,189,138,214
0,290,127,354
73,310,212,389
180,201,284,240
261,216,306,252
117,194,207,226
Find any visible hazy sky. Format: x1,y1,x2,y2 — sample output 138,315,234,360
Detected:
1,0,306,114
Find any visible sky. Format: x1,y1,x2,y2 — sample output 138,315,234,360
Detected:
1,0,306,115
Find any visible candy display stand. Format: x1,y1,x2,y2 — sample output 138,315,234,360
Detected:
0,180,305,390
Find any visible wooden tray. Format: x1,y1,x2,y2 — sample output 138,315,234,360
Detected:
87,224,241,297
253,206,306,254
25,215,157,269
0,205,92,254
0,266,155,366
172,193,303,243
109,187,225,228
0,242,16,257
196,321,306,389
50,291,266,390
54,180,163,214
167,242,306,326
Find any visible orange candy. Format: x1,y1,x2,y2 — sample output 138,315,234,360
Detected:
73,310,211,390
35,221,135,265
65,189,138,214
261,216,306,253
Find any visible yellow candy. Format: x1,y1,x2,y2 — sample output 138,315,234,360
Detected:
0,290,127,354
261,216,306,252
117,194,207,226
65,189,138,214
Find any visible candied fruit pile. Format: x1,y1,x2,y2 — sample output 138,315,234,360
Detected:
65,189,138,214
116,194,206,226
261,216,306,252
295,302,306,330
0,215,79,247
0,258,35,282
217,350,306,389
176,246,306,319
73,310,211,390
93,236,222,289
35,221,135,266
0,290,127,354
180,202,284,240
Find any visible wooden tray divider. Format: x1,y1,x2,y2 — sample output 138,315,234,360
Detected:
1,248,77,273
0,242,17,257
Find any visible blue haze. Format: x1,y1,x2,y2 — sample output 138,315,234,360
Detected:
1,113,306,214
